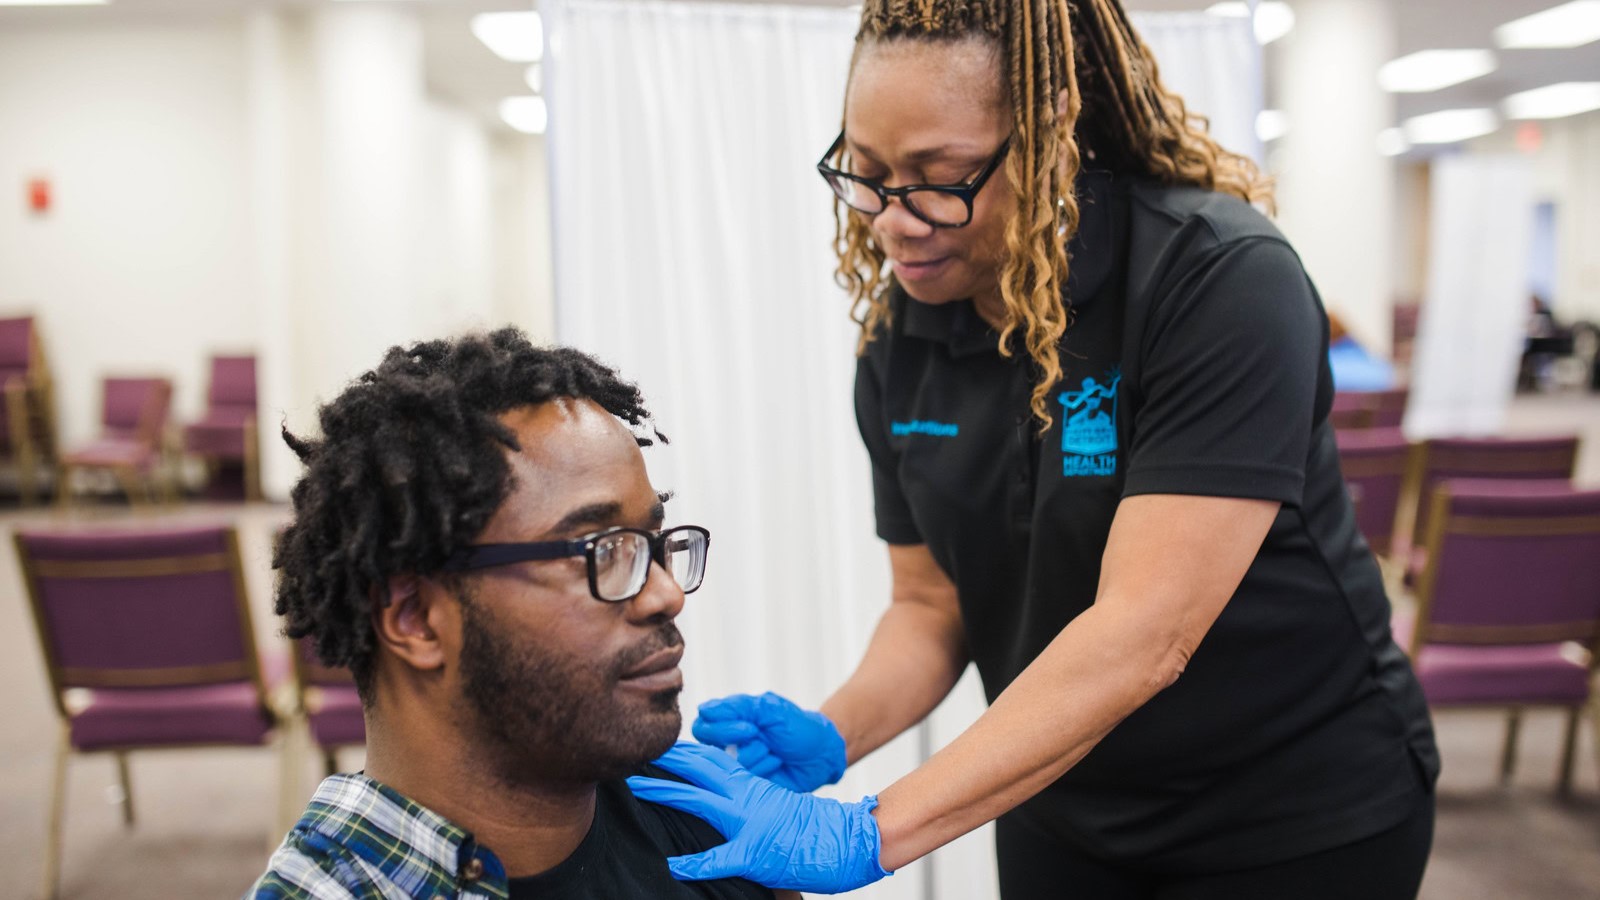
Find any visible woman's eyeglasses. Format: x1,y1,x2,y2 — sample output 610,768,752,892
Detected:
816,131,1011,228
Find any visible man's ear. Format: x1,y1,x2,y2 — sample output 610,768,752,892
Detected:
370,575,456,674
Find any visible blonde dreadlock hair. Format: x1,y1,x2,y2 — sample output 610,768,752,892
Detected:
835,0,1274,427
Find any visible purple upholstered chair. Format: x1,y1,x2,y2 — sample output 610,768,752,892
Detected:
1329,391,1375,431
1335,428,1411,559
15,524,290,899
293,637,366,776
1394,480,1600,792
1367,387,1410,429
1397,435,1581,582
183,355,261,501
0,316,57,504
58,376,174,507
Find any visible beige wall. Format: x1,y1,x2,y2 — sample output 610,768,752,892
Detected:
0,9,556,498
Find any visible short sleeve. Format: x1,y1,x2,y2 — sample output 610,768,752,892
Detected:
854,351,923,544
1123,237,1324,506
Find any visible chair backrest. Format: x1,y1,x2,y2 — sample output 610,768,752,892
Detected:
1336,427,1411,557
14,525,264,716
1404,435,1581,552
1367,388,1409,428
207,355,257,414
0,316,33,370
102,377,172,443
1412,480,1600,655
1330,392,1375,430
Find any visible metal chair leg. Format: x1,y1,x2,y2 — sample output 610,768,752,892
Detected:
42,727,69,900
1500,708,1522,785
114,752,135,827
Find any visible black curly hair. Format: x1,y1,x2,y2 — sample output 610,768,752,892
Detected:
274,327,663,700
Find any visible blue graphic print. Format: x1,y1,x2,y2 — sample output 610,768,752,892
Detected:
892,420,960,438
1058,371,1121,477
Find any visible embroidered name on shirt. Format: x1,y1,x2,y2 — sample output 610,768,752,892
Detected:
892,420,960,438
1059,371,1121,477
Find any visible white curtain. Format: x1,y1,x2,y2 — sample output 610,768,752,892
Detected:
1407,156,1535,437
1135,12,1263,165
543,5,1260,897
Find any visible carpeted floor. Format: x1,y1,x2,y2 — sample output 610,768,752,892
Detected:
2,392,1597,900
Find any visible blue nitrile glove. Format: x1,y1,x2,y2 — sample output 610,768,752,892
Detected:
627,741,891,894
691,692,847,793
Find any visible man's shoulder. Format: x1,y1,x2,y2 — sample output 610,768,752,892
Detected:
247,774,476,900
247,832,366,900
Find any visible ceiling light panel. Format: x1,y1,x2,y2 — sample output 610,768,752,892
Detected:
1402,108,1500,145
1205,2,1296,45
1495,1,1600,49
1504,82,1600,120
1379,50,1497,94
473,11,543,63
500,96,548,135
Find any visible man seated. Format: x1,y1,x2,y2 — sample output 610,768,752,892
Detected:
250,329,788,899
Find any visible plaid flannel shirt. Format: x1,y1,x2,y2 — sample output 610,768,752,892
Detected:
249,774,509,900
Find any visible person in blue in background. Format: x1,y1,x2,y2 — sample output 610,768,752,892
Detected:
627,0,1438,897
1327,311,1399,392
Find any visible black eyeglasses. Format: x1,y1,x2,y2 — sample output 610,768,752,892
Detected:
442,525,710,603
816,130,1011,228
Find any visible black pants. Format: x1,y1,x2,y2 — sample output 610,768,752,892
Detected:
995,795,1435,900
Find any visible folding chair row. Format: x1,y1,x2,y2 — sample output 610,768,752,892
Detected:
13,523,363,900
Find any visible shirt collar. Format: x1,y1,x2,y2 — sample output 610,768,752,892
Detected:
298,773,510,899
900,169,1120,358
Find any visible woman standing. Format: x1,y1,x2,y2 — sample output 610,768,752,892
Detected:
630,1,1437,896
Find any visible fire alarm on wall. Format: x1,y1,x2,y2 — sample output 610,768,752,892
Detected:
28,178,51,214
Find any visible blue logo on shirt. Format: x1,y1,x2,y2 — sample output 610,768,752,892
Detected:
892,420,960,438
1059,372,1121,477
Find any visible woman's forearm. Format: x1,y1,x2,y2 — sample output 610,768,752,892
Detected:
871,599,1174,869
821,597,968,765
870,494,1280,871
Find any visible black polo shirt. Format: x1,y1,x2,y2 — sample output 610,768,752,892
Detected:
854,172,1439,871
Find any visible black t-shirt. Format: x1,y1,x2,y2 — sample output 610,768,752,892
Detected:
855,172,1439,871
506,765,770,899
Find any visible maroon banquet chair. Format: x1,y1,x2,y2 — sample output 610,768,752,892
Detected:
58,376,173,507
0,315,58,504
292,636,366,777
1335,428,1411,560
15,524,293,899
183,355,262,502
1329,391,1374,431
1396,435,1581,583
1394,480,1600,792
1367,387,1410,429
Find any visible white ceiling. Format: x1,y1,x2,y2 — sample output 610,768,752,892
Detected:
2,0,1596,136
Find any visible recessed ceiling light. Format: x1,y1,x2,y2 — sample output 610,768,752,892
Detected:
1376,128,1411,157
1402,108,1499,145
1255,110,1288,143
1378,50,1497,94
473,11,543,63
500,96,547,135
0,0,109,5
1205,2,1296,45
1495,1,1600,49
1504,82,1600,120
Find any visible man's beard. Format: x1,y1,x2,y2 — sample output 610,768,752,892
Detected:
456,593,683,784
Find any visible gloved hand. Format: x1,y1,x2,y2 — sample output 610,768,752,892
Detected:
691,692,847,793
627,741,891,894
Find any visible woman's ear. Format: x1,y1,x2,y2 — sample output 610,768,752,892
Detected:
370,575,452,674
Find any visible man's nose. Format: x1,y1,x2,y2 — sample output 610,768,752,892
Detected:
627,560,686,623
